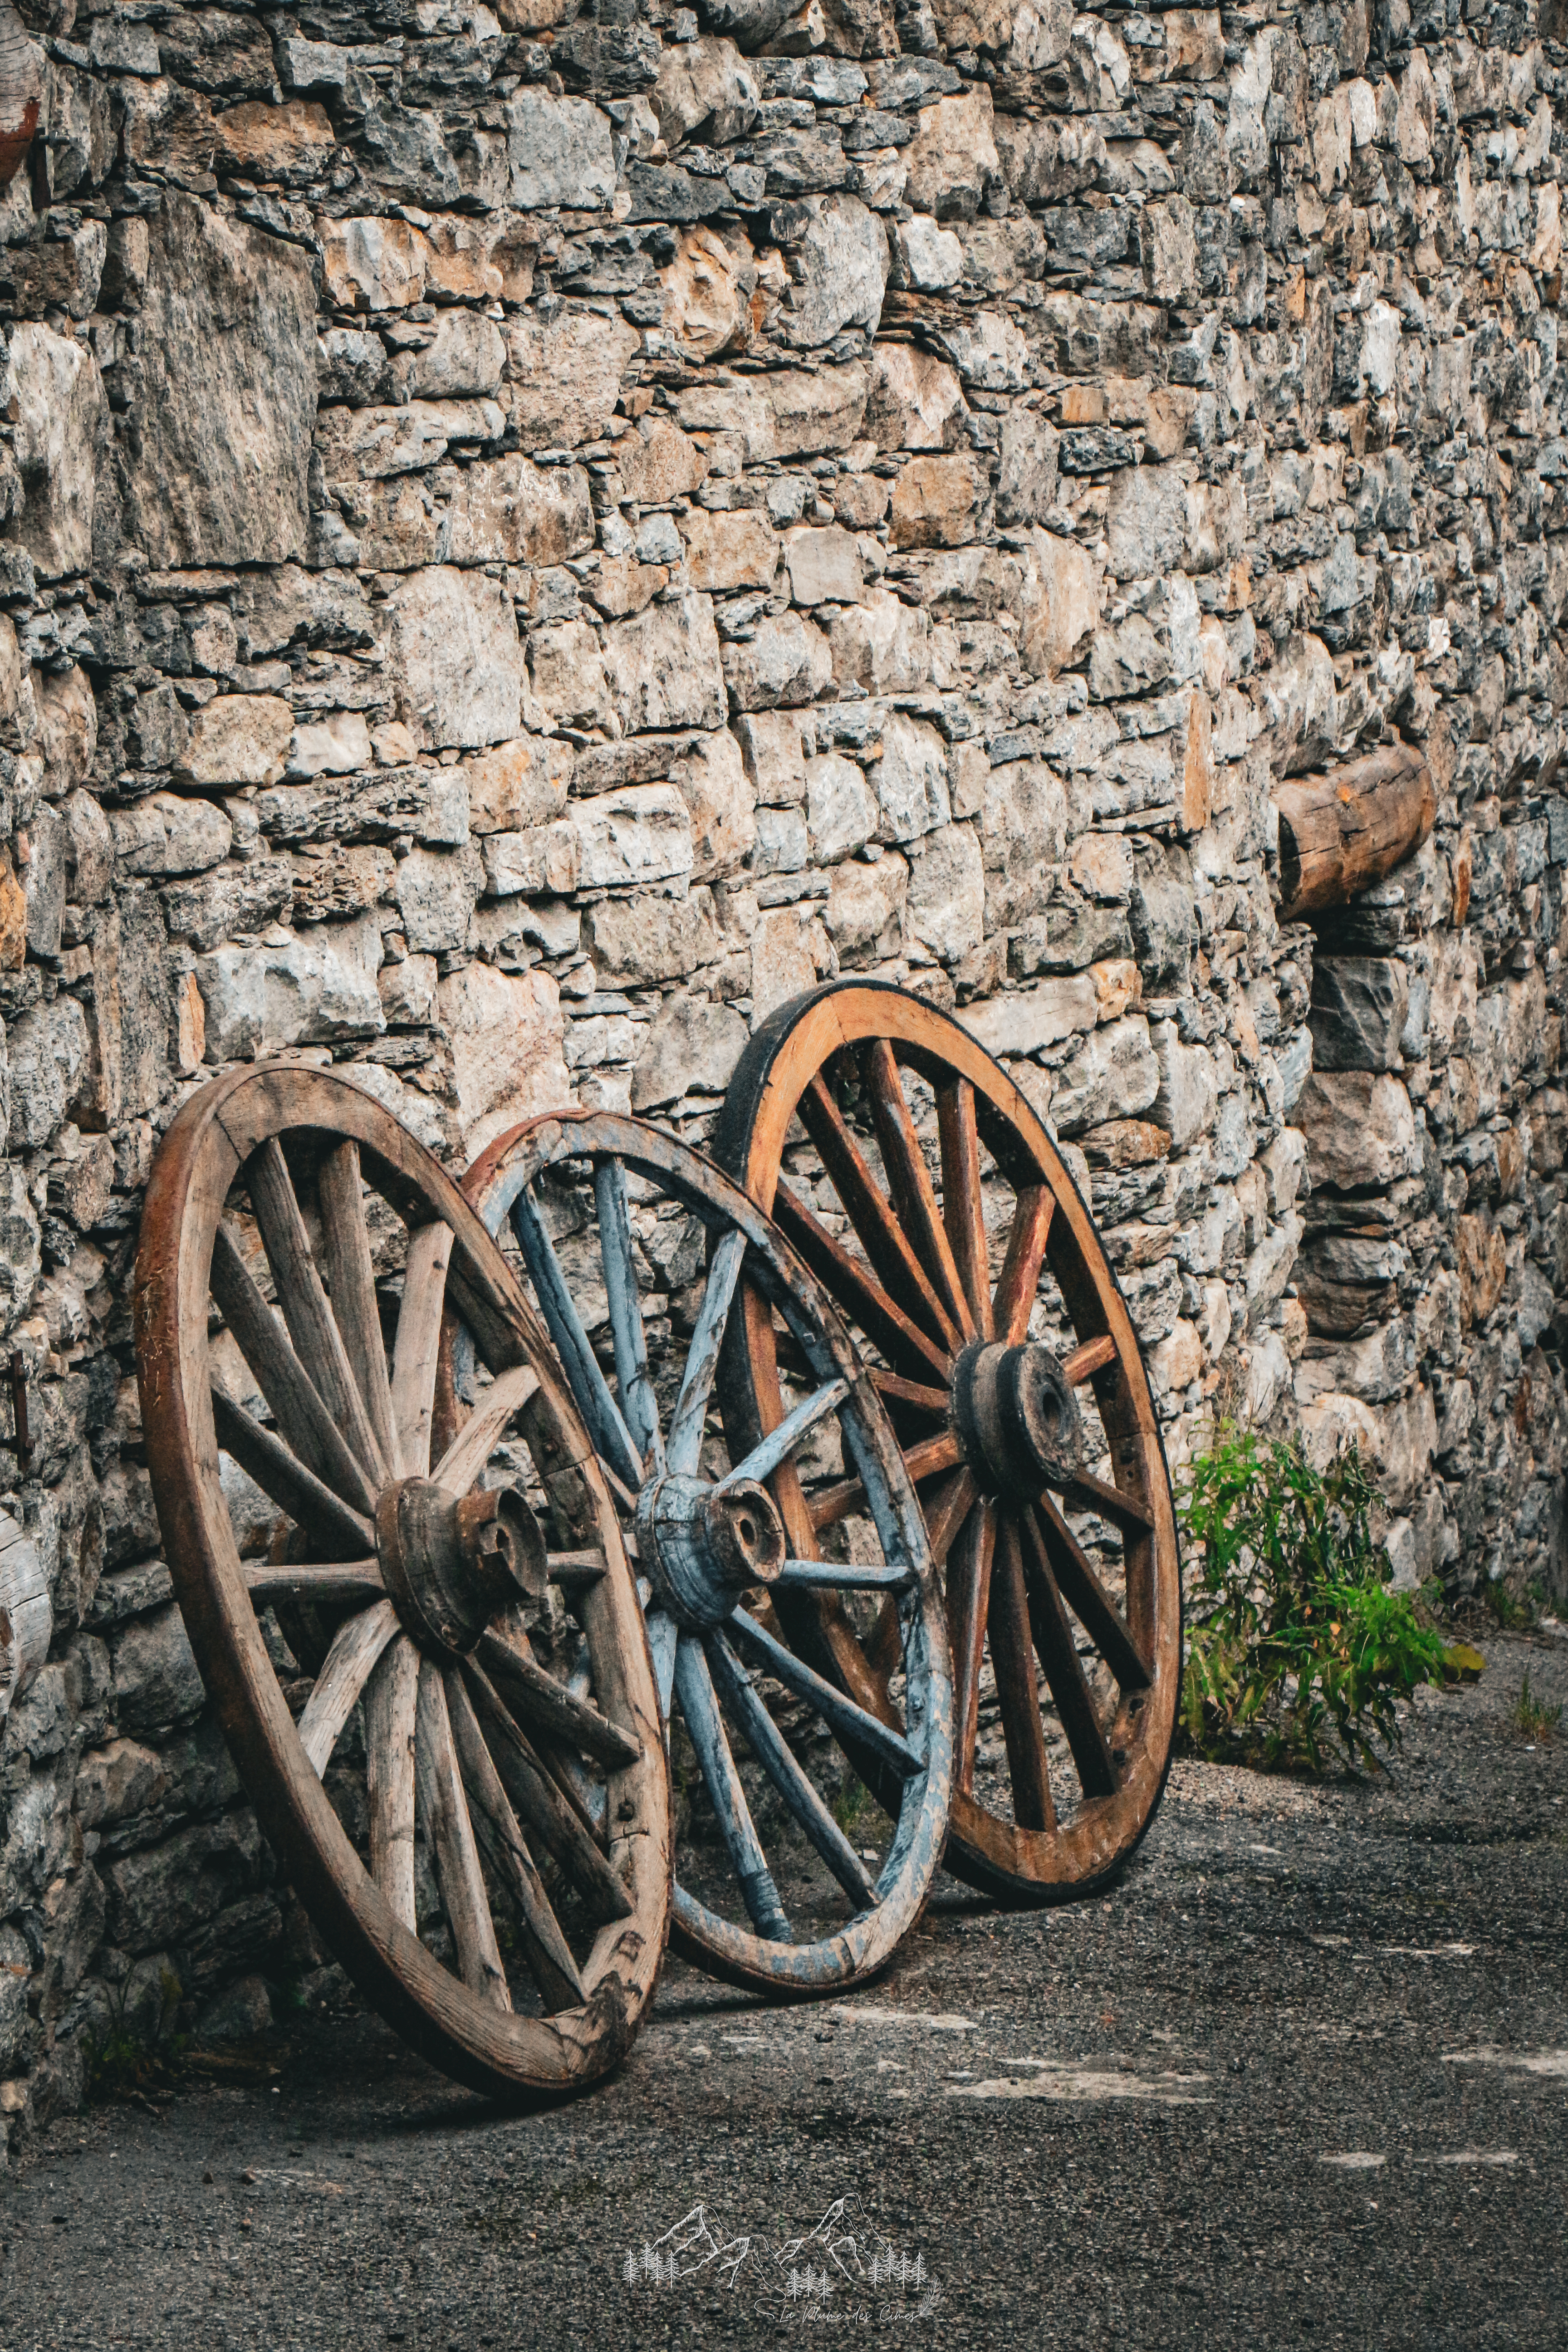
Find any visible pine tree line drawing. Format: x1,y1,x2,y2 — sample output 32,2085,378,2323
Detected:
624,2245,684,2287
867,2247,926,2286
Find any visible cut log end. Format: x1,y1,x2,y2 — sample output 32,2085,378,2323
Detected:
1274,738,1436,921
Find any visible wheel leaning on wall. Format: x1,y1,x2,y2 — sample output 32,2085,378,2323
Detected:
133,1064,670,2099
456,1110,954,1998
713,979,1183,1908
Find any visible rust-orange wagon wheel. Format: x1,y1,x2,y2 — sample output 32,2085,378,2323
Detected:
715,980,1181,1906
134,1065,669,2099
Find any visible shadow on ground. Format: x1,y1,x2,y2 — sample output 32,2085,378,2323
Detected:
2,1628,1564,2350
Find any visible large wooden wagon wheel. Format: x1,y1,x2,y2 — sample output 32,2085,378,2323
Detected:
714,980,1181,1906
457,1112,953,1996
134,1066,669,2099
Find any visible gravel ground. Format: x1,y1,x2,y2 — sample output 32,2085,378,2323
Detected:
1,1627,1564,2352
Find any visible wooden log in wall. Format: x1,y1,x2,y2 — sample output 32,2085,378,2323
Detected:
1273,736,1437,920
0,1506,49,1721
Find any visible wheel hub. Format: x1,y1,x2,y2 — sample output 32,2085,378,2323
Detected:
376,1478,546,1655
950,1339,1083,1502
636,1473,786,1630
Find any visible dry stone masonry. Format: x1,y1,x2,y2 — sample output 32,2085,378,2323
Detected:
0,0,1561,2134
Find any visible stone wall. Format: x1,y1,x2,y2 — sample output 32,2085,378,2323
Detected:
0,0,1562,2136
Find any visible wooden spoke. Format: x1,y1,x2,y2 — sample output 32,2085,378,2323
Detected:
530,1653,611,1840
706,1630,878,1908
1061,1334,1117,1387
937,1078,994,1340
297,1599,399,1778
798,1074,963,1356
599,1460,640,1519
430,1363,541,1499
1019,1510,1117,1800
666,1225,748,1479
864,1040,974,1341
1061,1468,1154,1533
546,1549,608,1591
925,1465,977,1572
673,1634,790,1942
509,1182,643,1494
988,1518,1054,1833
767,1321,822,1387
1034,1493,1152,1690
210,1226,379,1519
478,1618,641,1768
773,1180,951,1387
807,1428,961,1535
445,1669,586,2013
795,1588,906,1734
646,1606,679,1725
774,1559,913,1591
731,1607,924,1783
991,1184,1054,1347
866,1594,902,1683
869,1369,952,1419
717,1377,849,1495
524,1718,606,1847
389,1221,455,1480
946,1503,996,1798
245,1559,382,1607
364,1635,419,1932
908,1429,964,1485
464,1661,634,1921
211,1382,376,1558
315,1138,402,1478
248,1138,388,1490
594,1155,665,1477
414,1661,512,2011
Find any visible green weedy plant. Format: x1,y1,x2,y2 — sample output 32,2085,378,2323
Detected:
83,1965,187,2102
1508,1671,1563,1743
1177,1421,1449,1773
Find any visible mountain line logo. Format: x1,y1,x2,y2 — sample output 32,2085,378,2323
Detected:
622,2192,942,2318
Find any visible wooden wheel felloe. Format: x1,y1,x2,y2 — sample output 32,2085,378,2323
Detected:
715,979,1182,1907
459,1111,953,1997
133,1065,669,2099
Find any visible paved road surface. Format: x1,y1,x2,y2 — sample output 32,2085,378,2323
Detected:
1,1629,1564,2351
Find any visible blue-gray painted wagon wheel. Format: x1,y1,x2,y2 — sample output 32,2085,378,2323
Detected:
713,980,1181,1909
134,1064,670,2100
457,1112,954,1997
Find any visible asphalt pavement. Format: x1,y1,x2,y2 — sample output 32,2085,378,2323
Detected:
1,1627,1564,2352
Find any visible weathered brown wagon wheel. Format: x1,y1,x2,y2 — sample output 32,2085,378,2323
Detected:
456,1112,953,1997
714,980,1181,1907
134,1065,669,2099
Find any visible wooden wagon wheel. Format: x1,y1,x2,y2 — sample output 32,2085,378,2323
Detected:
134,1065,669,2099
714,979,1181,1906
457,1111,953,1997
